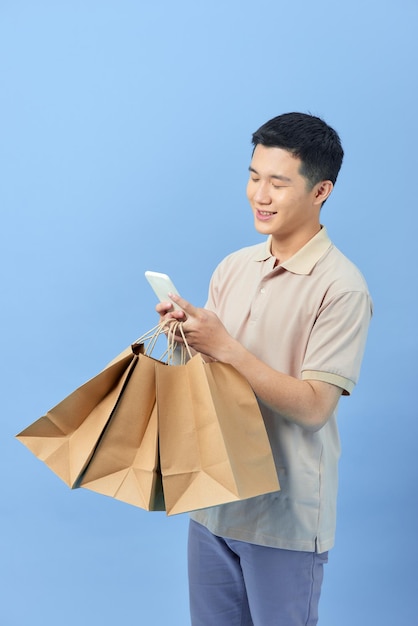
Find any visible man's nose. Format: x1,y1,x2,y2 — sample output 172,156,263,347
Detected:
253,182,271,204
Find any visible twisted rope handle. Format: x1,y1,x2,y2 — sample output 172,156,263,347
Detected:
166,321,193,364
132,322,168,355
132,319,193,365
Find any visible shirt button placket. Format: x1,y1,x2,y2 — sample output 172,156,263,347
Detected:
250,282,267,322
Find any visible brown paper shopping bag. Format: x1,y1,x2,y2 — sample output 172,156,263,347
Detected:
156,329,280,515
16,325,167,511
78,351,164,511
18,321,279,516
16,347,136,488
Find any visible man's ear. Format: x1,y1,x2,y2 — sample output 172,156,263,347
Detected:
313,180,333,205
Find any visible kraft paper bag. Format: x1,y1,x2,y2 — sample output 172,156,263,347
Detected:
78,352,164,511
17,322,279,516
16,325,167,511
16,346,137,488
156,353,280,516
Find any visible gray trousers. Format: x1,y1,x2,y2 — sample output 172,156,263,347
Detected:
188,519,328,626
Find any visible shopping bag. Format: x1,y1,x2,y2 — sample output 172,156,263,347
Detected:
77,352,165,511
16,325,168,511
17,322,280,516
156,325,280,515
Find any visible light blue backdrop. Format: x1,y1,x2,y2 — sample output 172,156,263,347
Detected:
1,1,417,624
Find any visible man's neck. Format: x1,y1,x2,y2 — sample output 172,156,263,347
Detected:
271,225,322,264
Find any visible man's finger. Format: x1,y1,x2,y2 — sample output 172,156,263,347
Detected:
169,293,198,316
156,301,174,314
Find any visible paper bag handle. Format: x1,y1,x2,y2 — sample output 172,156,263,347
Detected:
132,320,193,365
166,321,193,363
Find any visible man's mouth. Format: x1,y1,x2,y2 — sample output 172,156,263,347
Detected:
257,209,277,217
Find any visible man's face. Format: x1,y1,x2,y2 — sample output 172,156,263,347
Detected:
246,145,323,248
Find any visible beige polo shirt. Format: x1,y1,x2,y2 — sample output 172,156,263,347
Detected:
190,227,372,553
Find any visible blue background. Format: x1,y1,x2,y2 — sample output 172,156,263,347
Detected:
1,1,417,624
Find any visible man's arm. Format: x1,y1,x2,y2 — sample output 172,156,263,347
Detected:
157,295,343,432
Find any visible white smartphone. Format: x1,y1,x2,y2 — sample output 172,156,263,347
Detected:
145,271,182,310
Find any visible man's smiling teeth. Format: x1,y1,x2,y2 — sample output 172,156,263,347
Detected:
259,210,277,215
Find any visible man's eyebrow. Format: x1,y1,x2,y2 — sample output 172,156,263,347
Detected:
248,166,291,182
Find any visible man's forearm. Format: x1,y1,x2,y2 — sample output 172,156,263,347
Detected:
218,338,342,432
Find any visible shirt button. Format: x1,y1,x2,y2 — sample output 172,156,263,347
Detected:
260,287,266,294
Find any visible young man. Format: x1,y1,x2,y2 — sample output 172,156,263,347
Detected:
157,112,372,625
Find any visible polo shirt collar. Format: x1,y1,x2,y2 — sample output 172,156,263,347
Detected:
254,226,332,275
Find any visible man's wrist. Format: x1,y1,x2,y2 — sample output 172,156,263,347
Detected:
218,338,246,368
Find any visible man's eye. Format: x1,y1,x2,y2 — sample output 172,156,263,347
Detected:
251,177,260,182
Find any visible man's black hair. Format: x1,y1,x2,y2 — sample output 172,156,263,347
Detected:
252,112,344,189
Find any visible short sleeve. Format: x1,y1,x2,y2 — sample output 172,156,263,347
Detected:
301,289,372,395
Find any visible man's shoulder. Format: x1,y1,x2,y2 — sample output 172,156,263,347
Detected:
321,243,370,293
